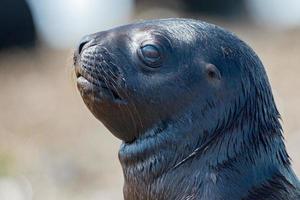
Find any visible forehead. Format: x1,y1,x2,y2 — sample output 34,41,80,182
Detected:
110,19,199,45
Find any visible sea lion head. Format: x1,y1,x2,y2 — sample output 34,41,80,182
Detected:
73,19,296,200
74,19,279,154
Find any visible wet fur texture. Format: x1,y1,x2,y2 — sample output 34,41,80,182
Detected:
74,19,300,200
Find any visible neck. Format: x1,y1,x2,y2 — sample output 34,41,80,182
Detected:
118,113,295,200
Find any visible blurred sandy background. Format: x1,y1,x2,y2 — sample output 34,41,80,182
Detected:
0,0,299,199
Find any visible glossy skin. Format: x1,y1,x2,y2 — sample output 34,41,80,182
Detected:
74,19,300,200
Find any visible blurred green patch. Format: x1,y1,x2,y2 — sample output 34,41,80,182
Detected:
0,153,14,176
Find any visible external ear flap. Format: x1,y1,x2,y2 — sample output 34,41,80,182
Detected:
205,63,221,81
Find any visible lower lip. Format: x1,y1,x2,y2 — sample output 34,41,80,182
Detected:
76,75,127,105
77,76,89,84
76,75,112,101
76,76,95,90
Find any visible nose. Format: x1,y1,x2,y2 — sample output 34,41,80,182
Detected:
76,35,93,55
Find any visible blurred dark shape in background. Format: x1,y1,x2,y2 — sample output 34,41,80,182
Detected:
180,0,247,16
0,0,36,50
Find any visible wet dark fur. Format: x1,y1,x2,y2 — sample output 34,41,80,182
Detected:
74,19,300,200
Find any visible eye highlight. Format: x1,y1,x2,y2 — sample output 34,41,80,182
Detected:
138,44,163,68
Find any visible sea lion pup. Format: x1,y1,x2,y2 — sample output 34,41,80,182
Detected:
73,19,300,200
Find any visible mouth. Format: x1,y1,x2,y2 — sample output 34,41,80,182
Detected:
75,65,124,102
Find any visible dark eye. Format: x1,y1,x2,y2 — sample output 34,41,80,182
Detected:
141,45,160,60
139,44,162,67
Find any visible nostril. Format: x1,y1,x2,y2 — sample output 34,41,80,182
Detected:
78,42,87,54
77,36,92,54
